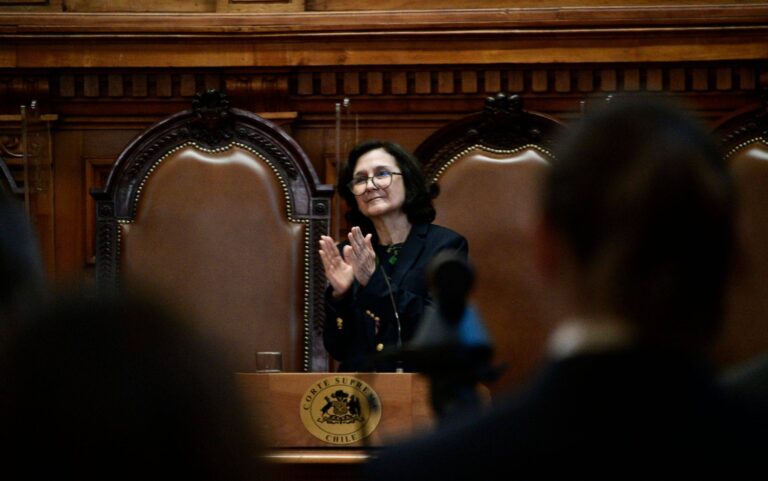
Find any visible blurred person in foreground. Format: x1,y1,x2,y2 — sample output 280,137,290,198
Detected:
0,290,264,481
0,190,45,327
368,97,765,479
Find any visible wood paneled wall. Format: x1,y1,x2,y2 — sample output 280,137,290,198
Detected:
4,62,762,279
1,5,766,377
0,6,765,276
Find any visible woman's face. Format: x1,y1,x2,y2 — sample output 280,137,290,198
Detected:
352,148,407,220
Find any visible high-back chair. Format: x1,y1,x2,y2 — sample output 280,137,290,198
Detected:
713,94,768,369
93,91,333,372
415,93,564,390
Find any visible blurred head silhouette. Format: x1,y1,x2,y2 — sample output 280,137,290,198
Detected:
538,97,734,353
1,290,263,481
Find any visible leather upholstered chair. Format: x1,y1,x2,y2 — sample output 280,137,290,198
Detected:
415,93,565,390
713,96,768,369
92,91,332,373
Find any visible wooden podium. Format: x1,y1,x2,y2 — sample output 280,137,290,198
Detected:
236,372,436,481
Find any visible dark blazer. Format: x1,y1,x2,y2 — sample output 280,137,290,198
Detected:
368,346,766,479
323,223,468,372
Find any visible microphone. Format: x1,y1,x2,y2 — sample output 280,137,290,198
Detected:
428,251,474,326
404,252,498,422
408,251,491,355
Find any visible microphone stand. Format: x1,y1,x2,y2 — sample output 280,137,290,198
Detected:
380,265,404,373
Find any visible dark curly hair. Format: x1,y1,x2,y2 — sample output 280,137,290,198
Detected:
338,140,435,235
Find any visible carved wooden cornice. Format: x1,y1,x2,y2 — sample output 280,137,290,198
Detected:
1,7,768,68
39,63,765,102
2,6,768,36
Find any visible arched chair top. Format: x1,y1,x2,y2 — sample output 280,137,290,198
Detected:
714,91,768,162
98,90,331,221
415,93,565,182
92,91,333,373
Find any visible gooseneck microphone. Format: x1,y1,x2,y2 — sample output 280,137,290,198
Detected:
427,251,474,326
406,252,498,422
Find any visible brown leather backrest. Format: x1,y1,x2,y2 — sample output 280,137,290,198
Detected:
94,93,332,373
120,145,306,372
416,94,563,391
719,141,768,367
432,146,554,389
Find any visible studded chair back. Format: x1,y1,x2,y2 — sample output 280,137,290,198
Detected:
92,91,332,372
415,93,564,390
713,97,768,369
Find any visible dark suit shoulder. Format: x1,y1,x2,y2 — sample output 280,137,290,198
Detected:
424,223,463,238
420,224,468,251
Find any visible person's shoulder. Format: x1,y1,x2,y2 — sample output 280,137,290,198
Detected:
423,223,466,243
367,398,530,481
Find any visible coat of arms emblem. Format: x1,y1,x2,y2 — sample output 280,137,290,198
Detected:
318,390,364,424
300,376,382,445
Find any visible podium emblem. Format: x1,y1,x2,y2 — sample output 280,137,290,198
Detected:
300,376,382,445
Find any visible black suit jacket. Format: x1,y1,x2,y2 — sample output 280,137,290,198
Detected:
323,223,468,372
368,346,767,479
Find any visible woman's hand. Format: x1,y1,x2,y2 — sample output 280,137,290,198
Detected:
346,227,377,286
319,235,354,298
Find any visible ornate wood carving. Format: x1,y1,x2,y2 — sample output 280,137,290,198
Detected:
291,64,766,98
716,88,768,153
85,157,115,265
416,93,564,181
2,62,752,119
1,112,55,195
309,209,330,369
54,73,221,100
188,89,233,145
94,89,322,219
94,209,118,291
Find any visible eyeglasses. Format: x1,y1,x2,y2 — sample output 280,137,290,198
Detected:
347,171,402,196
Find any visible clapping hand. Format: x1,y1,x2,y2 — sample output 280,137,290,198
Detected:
319,235,354,298
319,227,377,298
345,227,377,287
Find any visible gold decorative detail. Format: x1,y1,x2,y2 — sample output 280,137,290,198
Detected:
724,136,768,160
376,343,384,352
336,317,343,330
299,376,382,446
432,143,555,183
